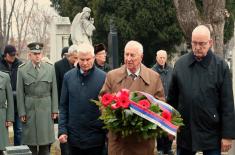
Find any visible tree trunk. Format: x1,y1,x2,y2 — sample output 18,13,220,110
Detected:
173,0,226,58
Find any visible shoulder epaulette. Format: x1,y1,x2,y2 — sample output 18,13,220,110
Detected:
18,63,26,68
45,61,53,65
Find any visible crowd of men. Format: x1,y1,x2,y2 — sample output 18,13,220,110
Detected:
0,25,235,155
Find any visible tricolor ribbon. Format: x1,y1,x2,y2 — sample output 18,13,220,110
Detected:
129,91,178,136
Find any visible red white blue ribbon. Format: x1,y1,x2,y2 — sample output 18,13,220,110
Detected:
129,91,178,136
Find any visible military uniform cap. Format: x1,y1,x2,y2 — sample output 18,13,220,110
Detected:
27,42,43,53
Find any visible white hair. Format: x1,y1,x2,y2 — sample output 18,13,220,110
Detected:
68,44,79,54
156,50,167,56
124,40,143,54
77,43,94,56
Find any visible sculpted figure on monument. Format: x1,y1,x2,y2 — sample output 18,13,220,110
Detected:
71,7,96,45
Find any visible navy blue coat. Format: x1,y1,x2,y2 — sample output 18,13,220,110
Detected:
58,66,106,149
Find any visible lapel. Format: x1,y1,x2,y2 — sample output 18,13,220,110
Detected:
26,61,37,79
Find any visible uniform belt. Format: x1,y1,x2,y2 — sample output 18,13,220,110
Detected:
25,94,50,98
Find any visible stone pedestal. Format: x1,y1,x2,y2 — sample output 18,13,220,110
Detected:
50,16,71,63
3,145,31,155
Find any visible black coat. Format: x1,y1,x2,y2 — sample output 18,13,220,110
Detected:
167,50,235,151
0,57,22,91
152,63,173,98
54,58,73,102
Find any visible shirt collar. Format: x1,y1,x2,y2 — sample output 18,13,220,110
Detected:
188,49,212,68
32,62,41,68
126,67,140,77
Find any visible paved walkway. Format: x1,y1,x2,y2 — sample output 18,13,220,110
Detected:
9,126,229,155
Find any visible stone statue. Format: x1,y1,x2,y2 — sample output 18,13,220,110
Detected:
71,7,96,45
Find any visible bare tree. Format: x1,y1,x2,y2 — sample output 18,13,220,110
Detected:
13,0,35,54
28,4,53,56
0,0,16,51
173,0,229,58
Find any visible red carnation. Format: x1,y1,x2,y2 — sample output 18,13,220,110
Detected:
161,110,172,122
111,103,121,110
116,89,130,98
116,95,130,108
101,93,114,107
138,99,151,109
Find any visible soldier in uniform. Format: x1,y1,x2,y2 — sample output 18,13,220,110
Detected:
16,42,58,155
0,71,14,155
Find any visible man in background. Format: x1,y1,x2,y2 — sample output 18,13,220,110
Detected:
0,45,22,146
94,43,111,72
152,50,173,155
54,45,79,155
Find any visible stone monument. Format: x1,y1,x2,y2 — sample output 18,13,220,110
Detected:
3,145,31,155
108,19,119,69
70,7,96,45
49,16,71,63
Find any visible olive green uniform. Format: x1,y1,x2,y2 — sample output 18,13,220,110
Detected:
17,61,58,145
0,71,14,150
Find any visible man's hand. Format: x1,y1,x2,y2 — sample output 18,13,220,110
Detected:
168,134,175,141
5,121,13,127
20,115,27,123
221,138,232,152
51,113,58,120
59,134,68,143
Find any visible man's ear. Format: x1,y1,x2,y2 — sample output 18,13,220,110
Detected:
209,39,213,47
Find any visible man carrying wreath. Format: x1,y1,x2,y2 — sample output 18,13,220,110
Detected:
101,40,165,155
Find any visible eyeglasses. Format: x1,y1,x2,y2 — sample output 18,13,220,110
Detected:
191,41,209,47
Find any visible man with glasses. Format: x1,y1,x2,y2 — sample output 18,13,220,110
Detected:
167,25,235,155
0,45,22,146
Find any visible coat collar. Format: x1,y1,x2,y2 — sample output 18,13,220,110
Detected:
187,49,213,68
26,61,47,79
116,64,150,85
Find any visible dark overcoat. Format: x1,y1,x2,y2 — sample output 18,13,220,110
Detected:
54,57,73,101
167,50,235,151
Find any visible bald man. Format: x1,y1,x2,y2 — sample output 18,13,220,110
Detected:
167,25,235,155
152,50,173,155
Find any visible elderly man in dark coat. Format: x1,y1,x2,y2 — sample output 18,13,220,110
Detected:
58,43,106,155
167,25,235,155
152,50,173,155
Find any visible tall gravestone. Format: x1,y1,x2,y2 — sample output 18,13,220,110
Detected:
108,19,119,69
50,16,71,63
